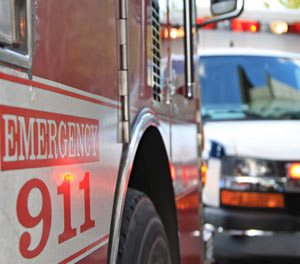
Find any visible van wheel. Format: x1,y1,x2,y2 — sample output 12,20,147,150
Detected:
117,188,171,264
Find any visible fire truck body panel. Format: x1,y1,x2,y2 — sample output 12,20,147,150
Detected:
0,0,202,263
0,69,121,263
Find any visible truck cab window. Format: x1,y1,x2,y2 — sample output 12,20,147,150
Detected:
0,0,31,68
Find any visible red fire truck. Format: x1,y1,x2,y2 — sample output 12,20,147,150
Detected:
0,0,242,263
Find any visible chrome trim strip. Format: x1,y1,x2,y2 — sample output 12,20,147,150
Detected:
118,0,130,143
221,175,300,193
204,223,300,238
218,228,300,237
228,229,274,237
26,0,33,68
0,0,32,69
221,176,287,192
0,49,30,68
108,108,160,264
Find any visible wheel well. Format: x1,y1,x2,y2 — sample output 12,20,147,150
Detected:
128,126,180,264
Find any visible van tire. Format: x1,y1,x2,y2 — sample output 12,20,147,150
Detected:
117,188,171,264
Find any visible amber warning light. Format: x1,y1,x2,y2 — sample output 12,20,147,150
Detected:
221,190,285,208
288,163,300,180
201,162,207,187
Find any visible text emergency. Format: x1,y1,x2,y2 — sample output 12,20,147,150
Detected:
0,105,100,170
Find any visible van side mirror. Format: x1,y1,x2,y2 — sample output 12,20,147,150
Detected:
184,0,244,99
211,0,237,16
198,0,244,28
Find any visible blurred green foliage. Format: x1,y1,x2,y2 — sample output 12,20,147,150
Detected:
279,0,300,9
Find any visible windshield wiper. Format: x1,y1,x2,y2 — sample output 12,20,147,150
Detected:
239,109,265,119
278,111,300,120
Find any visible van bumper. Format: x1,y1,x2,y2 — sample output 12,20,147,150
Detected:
204,206,300,260
213,230,300,259
204,206,300,231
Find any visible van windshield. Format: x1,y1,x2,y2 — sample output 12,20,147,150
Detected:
200,55,300,121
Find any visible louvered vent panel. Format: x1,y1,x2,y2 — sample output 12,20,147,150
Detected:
151,0,161,103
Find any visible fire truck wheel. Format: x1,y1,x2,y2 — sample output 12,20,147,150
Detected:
117,188,171,264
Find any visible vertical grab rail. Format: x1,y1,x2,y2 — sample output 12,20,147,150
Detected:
183,0,195,99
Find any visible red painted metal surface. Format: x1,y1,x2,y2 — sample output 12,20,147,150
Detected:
32,0,119,100
177,187,202,264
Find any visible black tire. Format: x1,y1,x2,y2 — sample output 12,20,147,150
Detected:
117,188,172,264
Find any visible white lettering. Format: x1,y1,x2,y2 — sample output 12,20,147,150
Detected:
1,108,99,167
3,114,18,162
76,123,85,157
68,122,76,158
58,121,67,158
84,125,91,156
36,118,48,160
48,120,58,159
18,116,36,161
90,125,98,156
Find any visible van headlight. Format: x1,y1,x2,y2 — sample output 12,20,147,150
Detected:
221,156,281,177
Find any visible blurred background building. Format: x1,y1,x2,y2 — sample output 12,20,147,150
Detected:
197,0,300,52
160,0,300,53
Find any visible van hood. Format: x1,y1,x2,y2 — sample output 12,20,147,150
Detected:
204,120,300,160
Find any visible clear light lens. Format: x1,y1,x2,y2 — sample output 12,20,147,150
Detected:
270,21,288,35
222,157,278,177
234,159,271,176
170,28,177,39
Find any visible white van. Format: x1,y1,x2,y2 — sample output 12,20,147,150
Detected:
201,49,300,262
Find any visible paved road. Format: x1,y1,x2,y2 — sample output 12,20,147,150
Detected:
216,257,300,264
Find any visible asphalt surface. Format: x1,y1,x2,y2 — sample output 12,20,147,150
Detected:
216,257,300,264
212,234,300,264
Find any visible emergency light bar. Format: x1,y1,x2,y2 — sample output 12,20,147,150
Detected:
270,21,288,34
289,22,300,34
196,18,216,30
269,21,300,34
231,19,260,32
195,17,300,35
